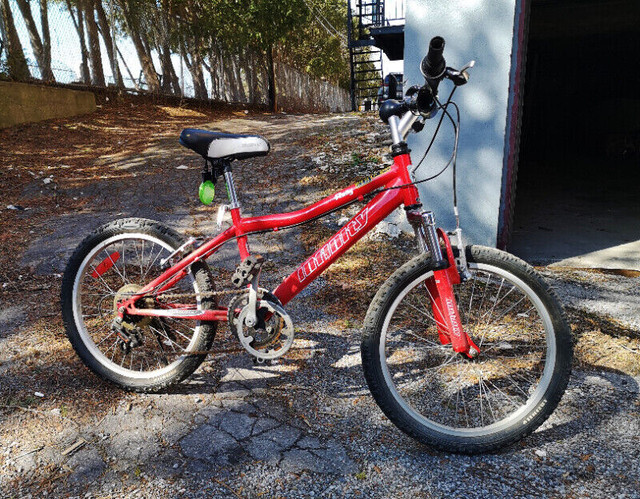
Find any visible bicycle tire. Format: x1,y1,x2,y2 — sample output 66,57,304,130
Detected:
361,245,572,453
61,218,217,392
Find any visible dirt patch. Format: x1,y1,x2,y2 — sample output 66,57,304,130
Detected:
1,100,639,497
569,308,640,376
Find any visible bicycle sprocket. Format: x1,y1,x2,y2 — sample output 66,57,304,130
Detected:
229,291,294,361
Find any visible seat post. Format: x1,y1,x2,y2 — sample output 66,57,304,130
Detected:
222,161,251,259
223,162,240,210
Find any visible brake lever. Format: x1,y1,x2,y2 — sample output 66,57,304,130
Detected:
446,60,475,86
460,60,475,73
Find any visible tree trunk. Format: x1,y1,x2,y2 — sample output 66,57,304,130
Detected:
241,49,254,104
266,43,277,112
0,0,30,80
207,50,219,100
39,0,53,81
159,45,180,95
95,1,123,87
84,0,105,86
182,44,207,100
213,44,224,100
133,31,160,92
247,50,263,105
232,54,246,103
65,0,90,84
116,44,139,90
14,0,54,81
222,51,238,101
116,0,159,92
154,12,180,95
0,6,6,52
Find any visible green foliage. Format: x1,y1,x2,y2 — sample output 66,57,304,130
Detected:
166,0,349,86
281,0,350,87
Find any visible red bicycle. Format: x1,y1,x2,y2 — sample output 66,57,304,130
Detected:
61,37,572,453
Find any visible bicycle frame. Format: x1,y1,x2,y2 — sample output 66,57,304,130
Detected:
112,122,478,357
116,151,419,322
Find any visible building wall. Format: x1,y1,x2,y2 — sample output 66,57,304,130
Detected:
404,0,524,247
0,82,96,129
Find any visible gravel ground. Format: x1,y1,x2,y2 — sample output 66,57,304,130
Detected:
1,111,639,498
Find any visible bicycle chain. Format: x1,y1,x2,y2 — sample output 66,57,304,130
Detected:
117,289,266,357
127,288,245,357
155,288,245,300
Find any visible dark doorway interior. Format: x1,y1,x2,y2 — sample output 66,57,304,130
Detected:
509,0,640,267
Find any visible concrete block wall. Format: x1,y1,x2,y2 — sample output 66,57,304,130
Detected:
0,81,96,129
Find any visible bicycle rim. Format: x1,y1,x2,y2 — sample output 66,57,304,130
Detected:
379,262,556,437
72,233,204,378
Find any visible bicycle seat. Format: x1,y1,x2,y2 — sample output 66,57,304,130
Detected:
179,128,270,161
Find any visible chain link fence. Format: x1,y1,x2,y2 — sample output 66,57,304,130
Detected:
0,0,349,111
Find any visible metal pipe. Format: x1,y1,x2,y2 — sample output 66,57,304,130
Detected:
389,115,402,144
224,170,240,209
399,112,419,140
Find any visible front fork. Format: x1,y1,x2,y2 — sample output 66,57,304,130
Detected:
407,210,479,358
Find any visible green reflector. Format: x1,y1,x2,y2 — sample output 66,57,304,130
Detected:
198,180,215,205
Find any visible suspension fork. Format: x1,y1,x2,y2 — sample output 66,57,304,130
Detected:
407,210,480,358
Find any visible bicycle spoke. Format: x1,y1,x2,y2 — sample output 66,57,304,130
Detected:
88,265,117,294
150,324,185,352
104,248,129,285
140,239,145,277
380,259,554,433
121,240,127,282
72,229,213,381
142,245,163,280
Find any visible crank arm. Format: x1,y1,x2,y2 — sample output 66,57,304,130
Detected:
245,276,259,327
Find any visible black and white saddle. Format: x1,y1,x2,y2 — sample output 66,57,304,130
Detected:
180,128,270,161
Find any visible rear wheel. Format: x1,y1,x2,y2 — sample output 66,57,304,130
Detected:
361,246,572,453
61,218,217,392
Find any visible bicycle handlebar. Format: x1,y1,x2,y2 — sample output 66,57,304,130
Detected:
379,36,471,127
421,36,446,82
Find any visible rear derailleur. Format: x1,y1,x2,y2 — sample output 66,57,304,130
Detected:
111,316,144,354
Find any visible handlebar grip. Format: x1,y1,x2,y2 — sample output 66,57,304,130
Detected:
421,36,446,80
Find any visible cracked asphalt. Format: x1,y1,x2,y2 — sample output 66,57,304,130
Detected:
1,112,639,498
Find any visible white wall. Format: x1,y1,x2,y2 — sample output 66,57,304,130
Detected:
404,0,521,246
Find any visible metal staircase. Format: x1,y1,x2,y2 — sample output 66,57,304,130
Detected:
347,0,405,111
349,44,383,111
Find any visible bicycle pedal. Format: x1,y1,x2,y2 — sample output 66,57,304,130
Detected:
231,254,265,288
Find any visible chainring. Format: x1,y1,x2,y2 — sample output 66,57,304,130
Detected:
229,291,294,361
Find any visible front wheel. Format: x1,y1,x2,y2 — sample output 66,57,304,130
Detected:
361,246,572,453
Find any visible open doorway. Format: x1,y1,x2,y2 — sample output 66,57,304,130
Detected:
509,0,640,269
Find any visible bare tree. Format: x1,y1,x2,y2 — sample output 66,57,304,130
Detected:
95,1,123,87
84,0,105,86
116,0,160,92
181,39,207,100
153,10,180,95
65,0,90,84
0,0,30,80
14,0,55,80
40,0,52,80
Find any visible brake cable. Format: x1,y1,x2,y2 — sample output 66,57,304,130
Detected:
367,85,463,229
